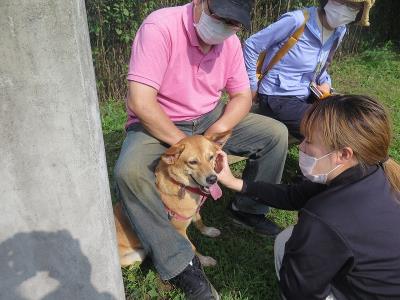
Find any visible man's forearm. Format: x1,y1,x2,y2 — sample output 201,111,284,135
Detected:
138,106,186,146
128,82,186,146
205,90,251,134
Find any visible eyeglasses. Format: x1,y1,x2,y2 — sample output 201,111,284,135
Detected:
206,0,242,28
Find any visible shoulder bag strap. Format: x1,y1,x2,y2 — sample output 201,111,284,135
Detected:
257,10,309,91
316,37,339,83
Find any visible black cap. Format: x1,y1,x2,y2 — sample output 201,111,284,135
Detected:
208,0,253,30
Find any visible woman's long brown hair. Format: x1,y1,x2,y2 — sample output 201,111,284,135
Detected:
301,94,400,194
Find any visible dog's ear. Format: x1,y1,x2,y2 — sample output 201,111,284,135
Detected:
204,130,232,148
161,144,185,165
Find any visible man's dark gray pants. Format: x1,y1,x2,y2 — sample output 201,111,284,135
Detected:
113,101,288,280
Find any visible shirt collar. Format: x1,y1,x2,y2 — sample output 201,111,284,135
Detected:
328,163,379,188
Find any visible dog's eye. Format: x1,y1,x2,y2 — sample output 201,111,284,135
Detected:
209,155,214,161
188,160,198,165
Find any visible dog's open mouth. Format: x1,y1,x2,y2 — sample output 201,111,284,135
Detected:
200,185,210,194
189,175,222,200
190,175,211,194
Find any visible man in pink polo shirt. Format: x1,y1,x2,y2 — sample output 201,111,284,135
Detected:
114,0,288,298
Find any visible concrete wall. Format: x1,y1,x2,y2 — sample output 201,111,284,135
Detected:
0,0,125,299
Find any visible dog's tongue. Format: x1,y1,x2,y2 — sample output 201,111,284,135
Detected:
209,183,222,200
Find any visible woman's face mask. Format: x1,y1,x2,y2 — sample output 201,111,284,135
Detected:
299,150,343,184
194,1,238,45
324,0,360,28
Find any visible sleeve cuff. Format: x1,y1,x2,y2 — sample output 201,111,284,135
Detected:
127,74,161,91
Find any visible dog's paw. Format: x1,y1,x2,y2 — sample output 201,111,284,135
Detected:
200,226,221,238
197,254,217,267
120,249,146,267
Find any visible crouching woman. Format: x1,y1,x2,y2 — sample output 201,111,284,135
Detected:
216,94,400,299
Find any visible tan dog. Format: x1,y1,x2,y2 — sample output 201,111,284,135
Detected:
113,131,231,267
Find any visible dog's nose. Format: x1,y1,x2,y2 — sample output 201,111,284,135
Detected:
206,175,217,185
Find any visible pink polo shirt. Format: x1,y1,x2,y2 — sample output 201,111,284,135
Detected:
126,3,249,127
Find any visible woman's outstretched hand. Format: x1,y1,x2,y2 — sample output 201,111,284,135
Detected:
215,150,244,192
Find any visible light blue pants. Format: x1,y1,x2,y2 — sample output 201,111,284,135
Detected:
114,101,288,279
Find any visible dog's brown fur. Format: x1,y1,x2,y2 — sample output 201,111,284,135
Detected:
113,131,231,267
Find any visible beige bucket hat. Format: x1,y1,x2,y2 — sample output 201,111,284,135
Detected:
345,0,376,26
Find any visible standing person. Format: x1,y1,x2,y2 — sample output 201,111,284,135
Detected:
216,94,400,299
244,0,375,139
113,1,288,299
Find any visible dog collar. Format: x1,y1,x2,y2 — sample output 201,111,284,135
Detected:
164,177,212,222
169,178,211,199
165,196,207,222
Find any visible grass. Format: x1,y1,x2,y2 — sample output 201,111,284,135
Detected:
330,45,400,159
100,47,400,299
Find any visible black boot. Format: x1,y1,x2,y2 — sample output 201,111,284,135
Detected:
169,256,219,300
228,200,281,237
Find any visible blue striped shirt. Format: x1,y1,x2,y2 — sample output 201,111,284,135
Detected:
244,7,346,98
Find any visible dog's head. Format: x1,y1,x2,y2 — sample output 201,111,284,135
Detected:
160,131,231,193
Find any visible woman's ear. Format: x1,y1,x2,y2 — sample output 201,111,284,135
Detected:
337,147,354,164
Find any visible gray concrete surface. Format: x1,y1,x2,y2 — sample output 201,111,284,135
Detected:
0,0,125,299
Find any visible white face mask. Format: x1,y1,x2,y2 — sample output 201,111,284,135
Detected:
194,1,237,45
299,150,343,184
324,0,360,28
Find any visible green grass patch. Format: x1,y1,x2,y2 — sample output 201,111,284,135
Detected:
100,99,126,202
331,45,400,161
101,47,400,299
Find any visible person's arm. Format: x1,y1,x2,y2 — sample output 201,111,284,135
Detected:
216,151,325,210
205,37,252,135
317,71,332,89
126,22,186,146
205,89,252,135
317,65,332,94
279,212,353,299
127,82,186,146
244,180,326,210
244,12,303,94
